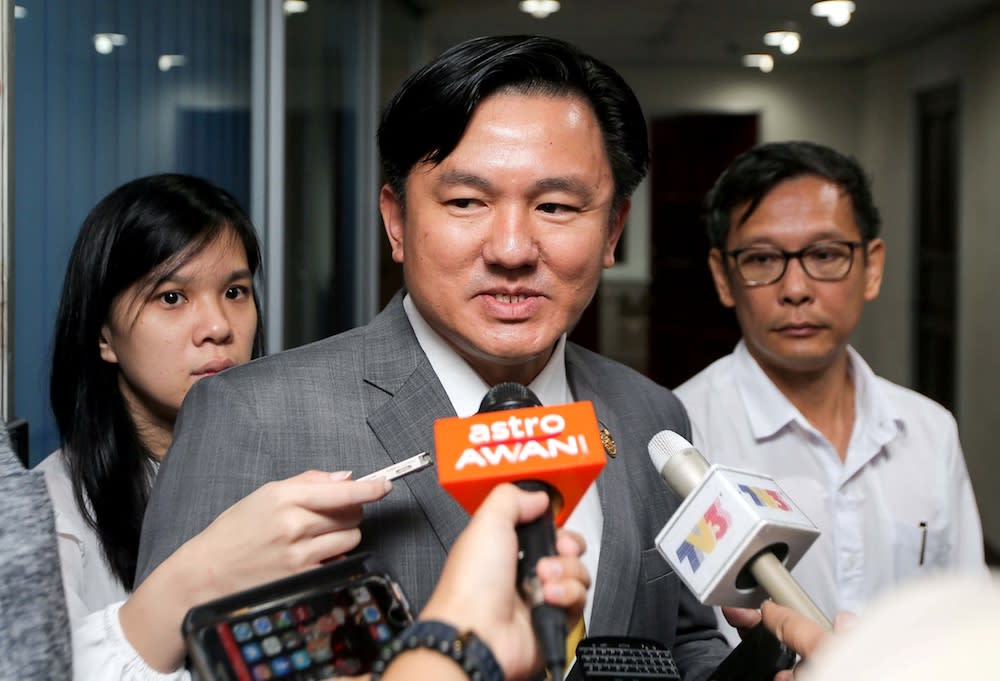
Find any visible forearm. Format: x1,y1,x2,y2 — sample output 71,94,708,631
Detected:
118,539,215,673
381,649,469,681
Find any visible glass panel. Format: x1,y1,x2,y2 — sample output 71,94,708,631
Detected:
14,0,253,463
284,1,366,348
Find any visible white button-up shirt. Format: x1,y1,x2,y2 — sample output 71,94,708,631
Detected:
676,341,985,641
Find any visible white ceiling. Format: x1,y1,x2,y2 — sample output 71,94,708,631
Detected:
405,0,1000,69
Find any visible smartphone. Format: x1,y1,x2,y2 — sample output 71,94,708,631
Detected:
184,552,413,681
568,636,680,680
358,451,433,482
711,621,796,681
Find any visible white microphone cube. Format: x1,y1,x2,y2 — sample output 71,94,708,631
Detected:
654,465,819,607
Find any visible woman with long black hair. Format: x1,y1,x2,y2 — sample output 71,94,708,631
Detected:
39,174,390,679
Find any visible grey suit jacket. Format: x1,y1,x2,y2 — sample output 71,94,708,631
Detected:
137,293,728,680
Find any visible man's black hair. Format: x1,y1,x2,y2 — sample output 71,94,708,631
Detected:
704,140,881,248
378,35,649,211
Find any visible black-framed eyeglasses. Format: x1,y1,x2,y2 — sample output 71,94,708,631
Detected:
724,240,864,287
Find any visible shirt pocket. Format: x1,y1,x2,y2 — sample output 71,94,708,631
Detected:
641,546,676,583
634,547,681,643
894,522,950,578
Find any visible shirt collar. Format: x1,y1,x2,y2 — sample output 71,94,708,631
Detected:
403,294,571,416
734,339,904,446
733,340,800,439
846,345,905,449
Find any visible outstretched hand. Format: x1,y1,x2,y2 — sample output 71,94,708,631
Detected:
187,470,393,597
120,470,392,673
723,603,854,681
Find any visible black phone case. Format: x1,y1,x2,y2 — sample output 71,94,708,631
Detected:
711,621,797,681
568,635,681,681
183,552,412,681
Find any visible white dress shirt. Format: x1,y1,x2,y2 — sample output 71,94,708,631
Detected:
404,294,604,629
676,341,986,642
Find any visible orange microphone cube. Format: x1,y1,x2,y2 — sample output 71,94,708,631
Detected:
435,401,607,526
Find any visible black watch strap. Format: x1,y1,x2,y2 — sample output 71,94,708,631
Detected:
370,619,505,681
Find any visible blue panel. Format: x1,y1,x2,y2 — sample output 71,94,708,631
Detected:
14,0,254,465
14,0,52,463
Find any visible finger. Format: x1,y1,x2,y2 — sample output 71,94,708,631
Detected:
301,528,364,565
541,576,588,618
537,555,590,592
276,494,367,538
722,605,761,631
286,478,394,513
760,601,828,658
555,529,586,558
774,670,795,681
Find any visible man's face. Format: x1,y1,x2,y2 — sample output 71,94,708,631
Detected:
708,174,885,380
380,93,627,386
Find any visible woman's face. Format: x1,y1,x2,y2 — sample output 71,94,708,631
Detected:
99,229,258,442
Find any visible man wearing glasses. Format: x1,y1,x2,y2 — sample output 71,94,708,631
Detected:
675,141,985,643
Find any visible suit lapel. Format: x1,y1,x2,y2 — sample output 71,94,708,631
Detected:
567,348,641,636
363,295,469,552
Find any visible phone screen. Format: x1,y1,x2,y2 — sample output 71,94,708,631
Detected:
190,573,411,680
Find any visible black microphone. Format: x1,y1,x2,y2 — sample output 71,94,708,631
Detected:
648,430,832,630
478,382,567,680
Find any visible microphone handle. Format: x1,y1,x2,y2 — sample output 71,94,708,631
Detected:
514,480,567,677
748,552,833,631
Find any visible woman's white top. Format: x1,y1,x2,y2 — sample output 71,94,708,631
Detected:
39,450,187,681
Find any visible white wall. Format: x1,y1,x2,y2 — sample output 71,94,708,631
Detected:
605,63,865,286
858,11,1000,547
626,63,864,153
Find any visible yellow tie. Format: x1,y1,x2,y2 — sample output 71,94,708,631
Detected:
546,618,587,680
565,617,587,667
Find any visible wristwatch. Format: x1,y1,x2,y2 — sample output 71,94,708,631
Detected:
370,619,505,681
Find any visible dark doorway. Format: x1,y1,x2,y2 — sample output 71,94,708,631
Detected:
914,84,960,413
648,113,758,390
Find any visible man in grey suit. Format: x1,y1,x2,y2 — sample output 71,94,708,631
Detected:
137,35,728,679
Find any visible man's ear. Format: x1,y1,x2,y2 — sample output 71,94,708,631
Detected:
708,249,736,308
863,238,885,301
98,324,119,364
380,184,405,264
602,198,630,268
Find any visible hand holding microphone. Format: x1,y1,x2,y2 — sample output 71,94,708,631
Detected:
434,383,606,679
418,483,590,681
647,430,832,631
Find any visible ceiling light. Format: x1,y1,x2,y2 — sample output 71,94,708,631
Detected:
518,0,560,19
764,31,801,55
283,0,308,15
14,5,26,19
93,33,127,55
811,1,856,27
157,54,187,72
742,54,774,73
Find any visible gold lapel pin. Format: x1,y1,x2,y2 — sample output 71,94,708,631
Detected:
598,423,617,458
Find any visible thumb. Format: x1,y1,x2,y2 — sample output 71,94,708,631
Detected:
472,483,551,529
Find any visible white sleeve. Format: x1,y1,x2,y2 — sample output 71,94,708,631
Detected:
72,601,190,681
51,509,91,625
39,455,91,625
942,415,987,571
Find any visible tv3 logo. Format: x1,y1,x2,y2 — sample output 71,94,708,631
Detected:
675,485,791,573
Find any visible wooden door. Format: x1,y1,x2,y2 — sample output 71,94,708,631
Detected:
648,114,758,389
